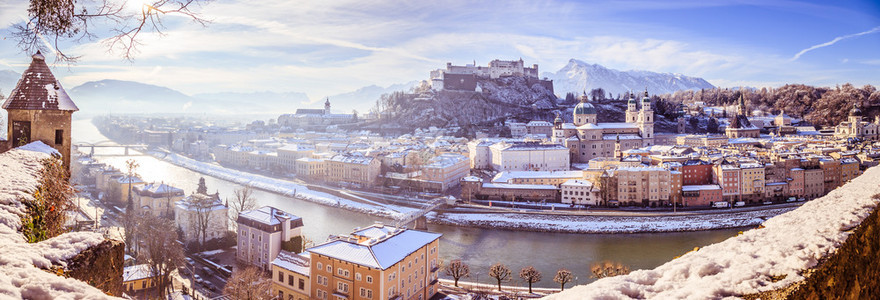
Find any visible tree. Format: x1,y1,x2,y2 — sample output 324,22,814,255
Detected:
140,214,184,299
187,194,216,249
11,0,210,62
120,206,141,255
445,259,470,287
352,110,359,121
488,263,511,292
124,159,139,207
590,260,631,279
590,88,606,102
224,266,273,300
553,268,574,291
519,266,542,294
564,92,577,105
196,177,208,194
229,186,256,231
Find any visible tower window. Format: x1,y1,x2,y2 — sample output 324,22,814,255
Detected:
55,130,64,145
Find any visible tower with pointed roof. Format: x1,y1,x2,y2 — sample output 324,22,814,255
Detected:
637,89,654,146
2,51,79,169
324,98,331,115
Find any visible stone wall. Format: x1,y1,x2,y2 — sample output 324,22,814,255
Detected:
744,202,880,300
65,239,126,296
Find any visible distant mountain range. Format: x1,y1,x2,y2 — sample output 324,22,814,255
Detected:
544,59,715,97
0,59,714,115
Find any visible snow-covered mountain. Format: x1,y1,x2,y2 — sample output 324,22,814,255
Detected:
0,70,22,97
69,80,198,114
544,59,715,97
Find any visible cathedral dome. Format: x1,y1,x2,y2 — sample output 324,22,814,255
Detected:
850,104,862,117
574,101,596,115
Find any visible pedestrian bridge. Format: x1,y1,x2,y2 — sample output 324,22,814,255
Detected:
394,197,446,230
73,140,148,156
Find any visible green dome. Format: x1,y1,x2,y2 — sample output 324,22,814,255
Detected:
628,98,637,104
574,101,596,115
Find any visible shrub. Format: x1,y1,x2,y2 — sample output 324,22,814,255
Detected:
21,157,75,243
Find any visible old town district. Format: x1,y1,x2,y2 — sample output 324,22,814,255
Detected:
98,90,878,210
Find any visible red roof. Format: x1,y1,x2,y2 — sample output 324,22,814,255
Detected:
1,52,78,111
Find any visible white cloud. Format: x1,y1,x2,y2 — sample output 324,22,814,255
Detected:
791,26,880,61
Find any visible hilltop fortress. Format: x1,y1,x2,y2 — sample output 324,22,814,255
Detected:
429,58,553,93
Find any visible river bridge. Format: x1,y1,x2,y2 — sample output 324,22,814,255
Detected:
394,197,447,230
73,140,148,156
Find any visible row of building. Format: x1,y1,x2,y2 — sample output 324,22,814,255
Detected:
231,205,442,300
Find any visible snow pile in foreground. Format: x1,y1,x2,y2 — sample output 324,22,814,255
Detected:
545,165,880,299
0,143,116,299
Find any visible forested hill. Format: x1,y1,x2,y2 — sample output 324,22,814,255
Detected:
659,84,880,127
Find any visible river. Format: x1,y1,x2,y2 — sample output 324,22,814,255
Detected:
72,118,739,288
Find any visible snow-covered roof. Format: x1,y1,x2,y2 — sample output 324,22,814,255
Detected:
272,251,310,276
492,170,584,183
2,52,78,111
603,134,642,140
576,123,602,130
238,206,299,226
681,185,721,191
561,179,593,187
308,225,441,270
461,176,482,182
481,183,558,190
123,264,154,282
526,120,553,127
596,123,639,129
135,182,184,197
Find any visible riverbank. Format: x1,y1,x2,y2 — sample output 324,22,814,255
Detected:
149,149,800,233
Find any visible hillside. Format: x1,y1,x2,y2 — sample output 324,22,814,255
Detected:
370,77,557,133
545,59,715,97
658,84,880,127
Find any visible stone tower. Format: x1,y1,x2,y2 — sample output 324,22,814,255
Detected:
626,92,638,123
324,98,331,115
2,51,79,169
638,89,654,146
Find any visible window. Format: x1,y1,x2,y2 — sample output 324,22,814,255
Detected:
278,271,283,282
327,265,332,272
279,291,284,299
338,268,344,276
54,130,63,145
288,275,294,286
299,278,305,290
317,262,323,270
337,282,349,293
356,273,362,281
366,275,373,283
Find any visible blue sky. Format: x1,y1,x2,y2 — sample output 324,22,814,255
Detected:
0,0,878,105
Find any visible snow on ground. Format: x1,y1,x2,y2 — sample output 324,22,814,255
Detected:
431,206,794,233
156,151,412,219
155,151,800,234
545,165,880,299
0,143,117,299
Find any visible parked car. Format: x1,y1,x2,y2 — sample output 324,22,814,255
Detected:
193,274,203,284
712,201,729,208
734,201,745,207
763,201,773,205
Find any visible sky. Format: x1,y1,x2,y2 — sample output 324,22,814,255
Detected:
0,0,879,105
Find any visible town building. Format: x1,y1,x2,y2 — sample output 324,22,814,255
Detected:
525,120,553,137
739,163,765,203
278,98,355,127
614,166,671,206
325,154,381,187
295,157,326,181
175,193,229,244
1,51,79,169
553,91,655,163
681,160,713,185
681,185,722,207
460,176,559,202
833,103,880,141
237,206,304,271
419,153,470,191
132,183,184,218
725,95,760,139
713,164,741,202
277,144,315,173
803,168,825,199
307,224,442,300
560,179,602,206
488,141,569,172
272,251,311,300
123,264,159,294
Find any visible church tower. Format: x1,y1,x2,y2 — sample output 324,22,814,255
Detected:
324,98,331,115
625,92,638,123
849,102,863,136
2,51,79,170
638,89,654,146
